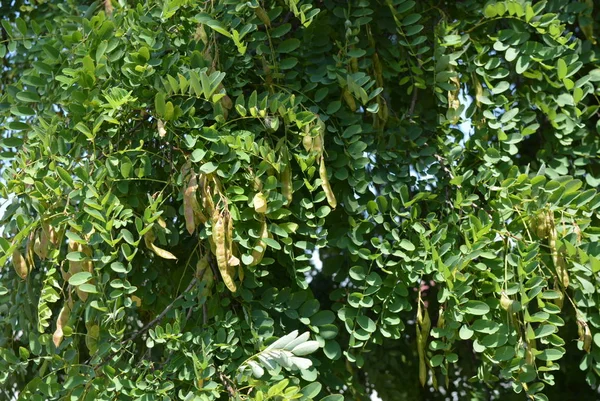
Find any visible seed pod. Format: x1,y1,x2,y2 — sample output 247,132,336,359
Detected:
53,301,72,348
34,226,49,260
473,75,484,108
350,57,358,73
302,135,314,152
184,172,200,234
320,157,337,209
255,7,271,27
196,254,210,279
311,132,323,154
253,192,268,214
500,291,513,312
250,220,269,267
343,88,356,111
372,52,383,87
26,231,36,267
194,24,208,44
437,306,445,329
281,164,293,206
144,230,177,260
12,250,29,280
212,211,236,292
200,266,214,298
577,317,592,353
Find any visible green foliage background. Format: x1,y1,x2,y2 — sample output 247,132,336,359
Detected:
1,0,600,400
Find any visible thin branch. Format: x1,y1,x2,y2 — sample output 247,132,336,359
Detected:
91,276,199,368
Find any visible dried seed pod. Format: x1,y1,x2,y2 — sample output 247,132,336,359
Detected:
144,230,177,260
34,226,49,260
53,301,72,348
320,157,337,209
577,317,592,353
12,250,30,280
212,211,236,292
184,172,200,234
250,219,269,267
500,291,513,312
302,135,314,152
253,192,268,214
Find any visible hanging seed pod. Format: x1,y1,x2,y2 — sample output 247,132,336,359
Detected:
350,56,358,73
34,225,49,260
194,24,209,44
144,230,177,260
577,317,592,353
342,88,356,111
184,172,200,234
196,254,210,279
320,157,337,209
12,250,30,280
52,300,72,348
372,52,383,88
302,135,314,152
500,291,513,312
473,75,484,108
255,7,271,28
281,164,293,206
212,211,236,292
250,219,269,267
253,192,268,214
26,231,36,267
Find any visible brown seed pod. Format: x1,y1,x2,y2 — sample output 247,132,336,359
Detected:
302,135,314,152
577,317,592,353
12,250,30,280
144,230,177,260
320,157,337,209
212,211,236,292
184,172,200,234
34,225,49,260
53,301,72,348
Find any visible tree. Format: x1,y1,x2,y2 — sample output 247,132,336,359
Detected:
1,0,600,400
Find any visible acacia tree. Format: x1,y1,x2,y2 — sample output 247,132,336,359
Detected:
1,0,600,400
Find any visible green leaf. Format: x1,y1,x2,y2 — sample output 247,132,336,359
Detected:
277,39,301,54
68,272,92,286
16,91,40,103
464,301,490,315
557,59,567,80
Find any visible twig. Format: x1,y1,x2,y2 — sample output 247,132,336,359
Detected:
91,277,198,367
219,371,237,398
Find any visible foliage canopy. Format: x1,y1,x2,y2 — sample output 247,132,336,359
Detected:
1,0,600,400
